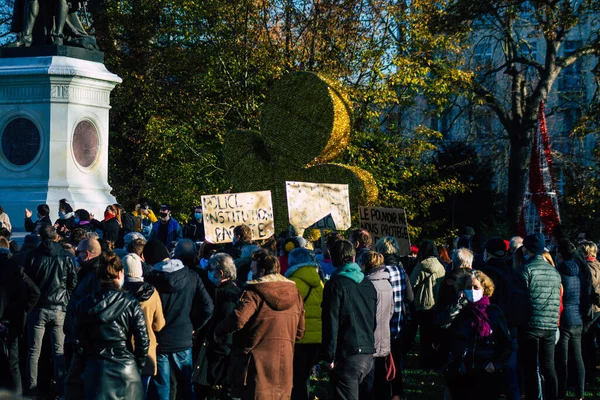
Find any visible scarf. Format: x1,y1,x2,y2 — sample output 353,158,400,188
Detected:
587,257,597,262
104,211,115,222
464,295,492,339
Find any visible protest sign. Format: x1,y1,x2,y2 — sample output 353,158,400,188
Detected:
286,181,351,233
359,206,410,256
202,191,274,243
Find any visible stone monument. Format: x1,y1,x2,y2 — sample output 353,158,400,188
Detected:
0,4,120,231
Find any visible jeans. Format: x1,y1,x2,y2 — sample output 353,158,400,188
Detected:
27,308,66,395
390,337,405,396
359,356,390,400
582,321,597,385
522,328,557,400
330,354,373,400
150,349,194,400
556,325,585,398
141,375,151,400
9,337,22,395
415,309,439,368
291,343,320,400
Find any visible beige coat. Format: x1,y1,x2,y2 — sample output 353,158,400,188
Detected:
139,289,166,376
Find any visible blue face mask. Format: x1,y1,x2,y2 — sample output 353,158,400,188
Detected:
74,217,80,224
195,212,203,221
58,211,65,218
208,270,220,286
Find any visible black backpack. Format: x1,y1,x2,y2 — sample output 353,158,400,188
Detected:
121,212,137,234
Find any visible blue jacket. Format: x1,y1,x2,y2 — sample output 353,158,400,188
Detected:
150,218,182,249
558,259,583,327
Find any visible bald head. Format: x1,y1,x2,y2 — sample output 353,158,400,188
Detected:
77,238,102,261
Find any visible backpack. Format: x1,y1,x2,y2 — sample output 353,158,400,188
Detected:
121,212,137,235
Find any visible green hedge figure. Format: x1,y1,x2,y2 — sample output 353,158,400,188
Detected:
224,72,378,233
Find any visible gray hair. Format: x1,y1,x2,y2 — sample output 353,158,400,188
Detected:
241,244,260,259
288,248,315,267
124,232,146,247
87,231,99,239
208,253,237,280
509,236,523,253
452,248,473,269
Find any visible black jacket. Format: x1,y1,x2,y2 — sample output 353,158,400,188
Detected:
91,218,120,243
73,287,149,400
146,259,214,353
193,280,241,386
24,241,77,311
64,257,101,343
321,265,377,362
24,215,52,233
182,219,205,242
0,253,40,339
439,298,514,375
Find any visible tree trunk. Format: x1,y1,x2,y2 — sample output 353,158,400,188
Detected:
507,126,533,232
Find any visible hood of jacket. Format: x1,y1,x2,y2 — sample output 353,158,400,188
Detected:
332,262,364,283
284,262,321,287
78,289,131,324
123,281,155,302
153,258,185,273
419,257,443,274
147,260,188,293
383,253,401,267
38,240,66,257
559,259,579,277
246,274,300,311
365,267,390,281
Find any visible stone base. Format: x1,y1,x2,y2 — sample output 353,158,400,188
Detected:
0,56,120,231
0,45,104,63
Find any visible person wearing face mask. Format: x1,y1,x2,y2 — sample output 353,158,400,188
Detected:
90,205,122,244
66,252,149,400
183,205,206,243
438,269,513,400
520,232,561,400
192,253,241,399
149,204,182,250
54,199,76,237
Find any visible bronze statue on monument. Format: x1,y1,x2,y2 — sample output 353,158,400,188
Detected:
9,0,98,50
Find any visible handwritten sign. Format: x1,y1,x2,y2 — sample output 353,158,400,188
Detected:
359,206,410,256
286,181,351,233
202,191,274,243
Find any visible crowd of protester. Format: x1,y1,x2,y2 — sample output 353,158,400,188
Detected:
0,198,599,400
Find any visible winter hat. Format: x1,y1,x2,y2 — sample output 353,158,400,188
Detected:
123,253,144,279
142,239,170,265
523,233,546,256
485,238,507,258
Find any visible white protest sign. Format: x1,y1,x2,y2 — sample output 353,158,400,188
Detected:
202,191,274,243
359,206,410,256
286,181,351,232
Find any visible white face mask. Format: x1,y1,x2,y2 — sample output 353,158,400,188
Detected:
464,289,483,303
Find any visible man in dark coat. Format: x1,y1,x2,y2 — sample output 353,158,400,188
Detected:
144,239,214,399
182,205,206,242
520,233,561,400
0,246,40,394
24,204,51,233
23,225,77,397
321,239,377,399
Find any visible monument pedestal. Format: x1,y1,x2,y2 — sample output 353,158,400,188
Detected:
0,55,122,231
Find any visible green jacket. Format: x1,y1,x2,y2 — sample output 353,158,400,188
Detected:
521,255,561,331
410,257,446,311
285,263,324,344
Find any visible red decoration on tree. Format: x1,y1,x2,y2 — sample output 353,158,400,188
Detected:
517,101,561,236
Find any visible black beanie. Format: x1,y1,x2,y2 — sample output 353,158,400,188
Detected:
485,237,507,258
523,233,545,256
143,239,170,266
